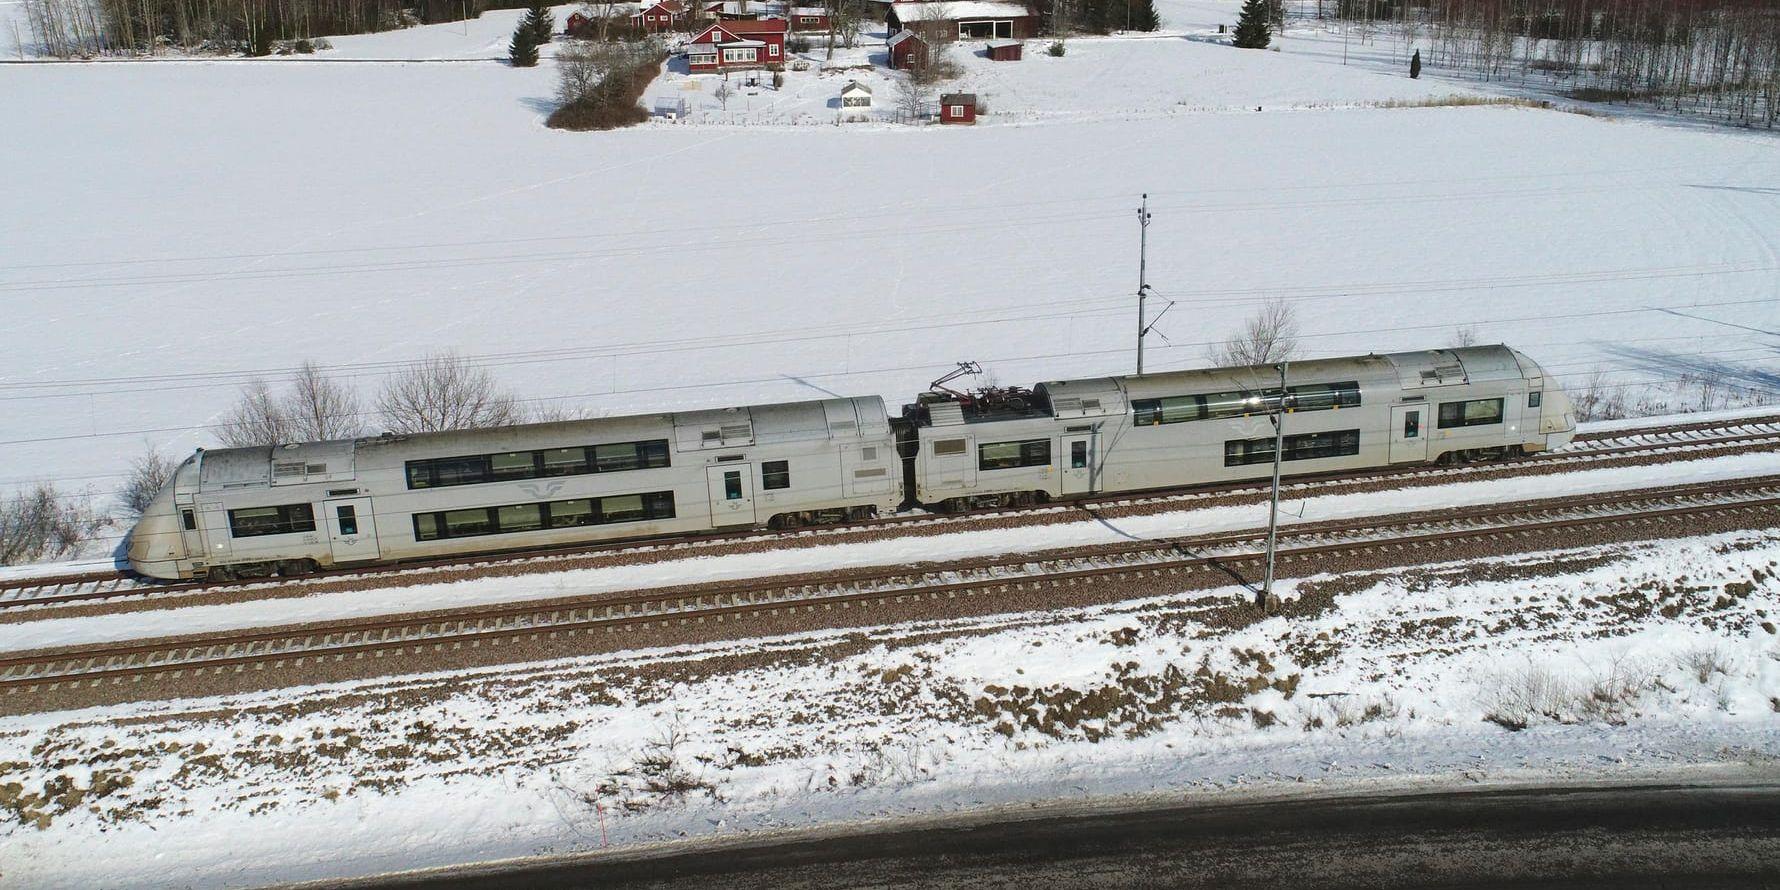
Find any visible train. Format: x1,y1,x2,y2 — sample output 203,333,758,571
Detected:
126,345,1576,580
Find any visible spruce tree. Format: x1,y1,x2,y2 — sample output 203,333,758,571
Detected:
1410,49,1422,78
524,3,555,46
1132,0,1160,31
1232,0,1270,48
509,19,539,66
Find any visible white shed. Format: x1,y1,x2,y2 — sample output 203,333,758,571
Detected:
839,80,873,121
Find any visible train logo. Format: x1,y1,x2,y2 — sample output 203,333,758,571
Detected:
518,481,566,500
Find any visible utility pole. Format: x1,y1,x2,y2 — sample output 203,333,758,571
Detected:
1135,193,1152,376
1259,360,1288,612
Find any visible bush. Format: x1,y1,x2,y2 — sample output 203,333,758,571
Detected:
0,484,104,566
787,35,810,53
118,447,178,516
547,44,666,131
1047,39,1065,56
294,38,315,53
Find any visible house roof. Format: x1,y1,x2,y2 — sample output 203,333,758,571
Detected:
892,1,1030,21
887,28,925,46
986,37,1021,48
940,92,976,103
841,80,872,94
725,17,788,33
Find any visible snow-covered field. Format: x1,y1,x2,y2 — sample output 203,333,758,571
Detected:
2,0,1778,523
2,527,1776,888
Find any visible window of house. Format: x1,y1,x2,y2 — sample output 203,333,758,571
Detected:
762,460,790,490
769,44,779,56
948,104,964,116
978,439,1051,471
1437,397,1505,429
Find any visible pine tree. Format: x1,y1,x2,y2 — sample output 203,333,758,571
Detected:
1410,49,1422,78
524,3,555,46
509,19,539,66
1131,0,1160,31
1232,0,1270,48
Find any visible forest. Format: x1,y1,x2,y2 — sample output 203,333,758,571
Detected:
1326,0,1780,127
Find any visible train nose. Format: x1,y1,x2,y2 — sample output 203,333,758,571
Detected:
127,481,187,580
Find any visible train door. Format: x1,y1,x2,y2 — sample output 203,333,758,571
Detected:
1059,430,1096,496
1389,404,1429,463
922,435,975,492
324,497,381,564
706,465,757,526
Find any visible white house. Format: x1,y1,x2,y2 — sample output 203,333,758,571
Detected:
840,80,873,121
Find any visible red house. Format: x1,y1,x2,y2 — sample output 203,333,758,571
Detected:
986,38,1022,60
631,0,686,32
887,28,928,71
940,93,977,124
566,11,591,35
784,6,829,29
685,19,787,73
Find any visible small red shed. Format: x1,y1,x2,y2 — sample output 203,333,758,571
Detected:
888,28,929,71
565,10,592,36
986,38,1021,61
630,0,686,33
940,93,977,124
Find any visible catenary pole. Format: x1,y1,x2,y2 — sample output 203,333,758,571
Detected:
1261,360,1287,610
1136,194,1151,376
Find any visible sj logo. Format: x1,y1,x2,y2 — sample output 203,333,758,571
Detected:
518,481,565,500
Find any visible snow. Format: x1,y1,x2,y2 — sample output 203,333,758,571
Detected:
2,527,1776,888
7,448,1778,652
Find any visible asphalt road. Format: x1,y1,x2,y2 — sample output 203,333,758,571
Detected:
357,783,1780,889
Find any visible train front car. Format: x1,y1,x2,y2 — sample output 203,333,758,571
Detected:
126,453,199,580
1509,347,1578,452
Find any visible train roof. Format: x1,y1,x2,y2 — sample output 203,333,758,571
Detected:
189,395,889,490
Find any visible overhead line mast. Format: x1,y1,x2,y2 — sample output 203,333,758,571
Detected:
1136,193,1152,376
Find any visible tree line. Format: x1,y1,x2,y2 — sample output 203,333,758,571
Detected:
1330,0,1780,127
22,0,530,56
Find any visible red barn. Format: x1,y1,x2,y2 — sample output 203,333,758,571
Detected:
784,6,829,29
986,37,1021,60
887,28,928,71
630,0,686,32
940,93,977,124
684,19,787,73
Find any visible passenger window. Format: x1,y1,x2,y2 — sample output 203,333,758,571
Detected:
336,505,358,536
762,460,790,490
724,471,743,500
181,510,197,531
490,451,537,481
1529,391,1542,408
1071,441,1087,469
1403,411,1420,438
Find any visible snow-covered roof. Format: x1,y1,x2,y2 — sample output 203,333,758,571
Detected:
892,1,1030,21
841,80,872,94
888,28,925,46
986,37,1020,48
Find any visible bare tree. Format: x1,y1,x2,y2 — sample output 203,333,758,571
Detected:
118,445,178,516
0,484,102,565
218,379,292,447
286,361,362,441
1447,326,1479,348
1208,298,1300,368
894,73,932,122
375,352,522,434
714,79,734,110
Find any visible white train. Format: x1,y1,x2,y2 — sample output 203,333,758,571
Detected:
127,346,1574,580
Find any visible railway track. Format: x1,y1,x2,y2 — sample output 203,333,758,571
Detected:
5,474,1777,702
4,413,1778,613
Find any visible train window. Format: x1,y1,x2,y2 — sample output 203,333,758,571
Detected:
1224,430,1361,467
978,439,1051,471
181,510,197,531
601,494,647,523
336,505,358,536
724,471,743,500
227,503,317,538
1437,398,1505,429
762,460,790,490
1283,381,1361,411
1071,441,1087,469
1202,391,1255,420
491,451,538,482
932,439,967,456
1529,391,1542,408
433,457,490,488
444,508,495,537
406,464,434,489
550,499,596,527
1403,411,1420,438
414,513,441,541
542,447,589,477
498,503,543,533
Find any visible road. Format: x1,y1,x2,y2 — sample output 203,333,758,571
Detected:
350,782,1780,889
